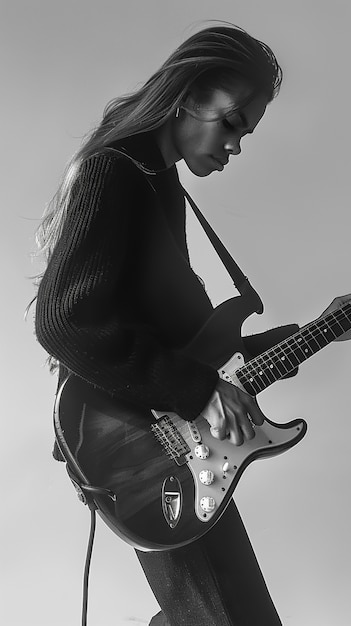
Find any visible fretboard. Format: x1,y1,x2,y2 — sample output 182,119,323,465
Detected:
236,303,351,395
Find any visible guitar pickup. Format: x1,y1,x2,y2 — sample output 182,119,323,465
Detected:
187,421,202,443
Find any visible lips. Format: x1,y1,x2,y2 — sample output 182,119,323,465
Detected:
213,156,229,166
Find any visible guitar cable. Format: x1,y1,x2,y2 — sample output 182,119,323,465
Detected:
64,465,117,626
54,404,118,626
81,504,97,626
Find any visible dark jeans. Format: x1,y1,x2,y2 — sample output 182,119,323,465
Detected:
136,499,282,626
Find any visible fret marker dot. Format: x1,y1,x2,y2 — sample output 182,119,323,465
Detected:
270,364,274,369
298,338,302,342
281,356,285,361
324,329,327,333
249,378,253,382
304,349,309,353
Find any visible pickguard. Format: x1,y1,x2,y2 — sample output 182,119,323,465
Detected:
153,352,305,524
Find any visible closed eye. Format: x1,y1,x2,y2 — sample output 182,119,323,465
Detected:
222,118,235,131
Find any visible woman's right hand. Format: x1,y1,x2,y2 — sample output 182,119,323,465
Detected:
201,378,265,446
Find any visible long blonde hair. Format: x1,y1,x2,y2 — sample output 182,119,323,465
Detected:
35,22,282,266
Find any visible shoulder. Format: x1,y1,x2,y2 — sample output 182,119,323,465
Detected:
81,148,150,180
76,148,156,197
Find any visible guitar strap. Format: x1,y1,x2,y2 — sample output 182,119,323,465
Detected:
103,146,263,314
181,186,264,315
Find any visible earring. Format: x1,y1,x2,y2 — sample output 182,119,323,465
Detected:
175,107,180,118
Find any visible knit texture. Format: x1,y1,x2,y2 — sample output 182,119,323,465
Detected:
35,132,298,422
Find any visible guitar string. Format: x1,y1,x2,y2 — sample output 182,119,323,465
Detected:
238,323,338,393
240,303,351,377
236,304,351,392
238,306,351,392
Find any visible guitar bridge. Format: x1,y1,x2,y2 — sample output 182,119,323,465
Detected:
151,415,190,466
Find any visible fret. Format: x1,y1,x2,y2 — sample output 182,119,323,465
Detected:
337,313,351,333
255,356,278,386
262,353,283,382
304,329,328,350
313,331,329,348
325,314,348,337
269,341,300,372
302,325,329,353
316,320,337,341
238,341,300,391
236,303,351,395
238,346,294,393
268,345,290,376
311,318,332,343
238,365,266,394
284,336,309,365
236,376,261,396
270,344,294,371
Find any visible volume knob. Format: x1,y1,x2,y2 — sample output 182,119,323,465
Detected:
200,496,216,513
194,444,210,459
199,470,214,485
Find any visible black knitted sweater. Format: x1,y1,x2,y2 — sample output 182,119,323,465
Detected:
35,132,298,422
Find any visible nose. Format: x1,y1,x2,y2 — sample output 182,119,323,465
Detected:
224,138,241,156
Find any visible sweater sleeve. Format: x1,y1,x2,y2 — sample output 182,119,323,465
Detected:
35,153,218,421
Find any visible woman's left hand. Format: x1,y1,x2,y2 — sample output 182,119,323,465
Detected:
320,294,351,341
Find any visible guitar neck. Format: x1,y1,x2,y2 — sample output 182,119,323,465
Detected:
236,303,351,395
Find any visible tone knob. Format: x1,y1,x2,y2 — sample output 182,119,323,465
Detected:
200,496,216,513
194,444,210,459
199,470,214,485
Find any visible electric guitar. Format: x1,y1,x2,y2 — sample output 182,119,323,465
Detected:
54,295,351,551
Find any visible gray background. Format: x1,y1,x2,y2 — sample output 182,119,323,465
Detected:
2,1,351,624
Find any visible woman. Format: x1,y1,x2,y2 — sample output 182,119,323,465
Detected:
34,23,350,626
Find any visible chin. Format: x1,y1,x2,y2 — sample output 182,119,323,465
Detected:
194,170,213,178
186,160,215,178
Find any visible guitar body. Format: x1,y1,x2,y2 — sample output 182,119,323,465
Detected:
55,295,308,551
